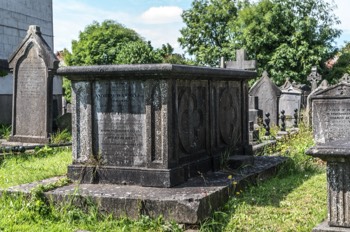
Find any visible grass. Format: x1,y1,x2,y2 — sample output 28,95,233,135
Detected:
0,125,328,231
0,147,182,232
0,124,11,140
50,129,72,144
0,147,71,189
200,124,327,231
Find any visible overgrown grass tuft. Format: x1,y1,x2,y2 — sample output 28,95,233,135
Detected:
50,129,72,144
0,124,11,140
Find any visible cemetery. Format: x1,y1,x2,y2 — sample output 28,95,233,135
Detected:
0,0,350,231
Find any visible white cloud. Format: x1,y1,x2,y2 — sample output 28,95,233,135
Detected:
140,6,183,24
53,0,133,52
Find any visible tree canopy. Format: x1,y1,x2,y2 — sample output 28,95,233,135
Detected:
65,20,144,65
64,20,191,66
324,42,350,84
179,0,341,84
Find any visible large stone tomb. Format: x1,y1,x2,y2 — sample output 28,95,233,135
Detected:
307,81,350,231
8,25,59,144
58,64,255,187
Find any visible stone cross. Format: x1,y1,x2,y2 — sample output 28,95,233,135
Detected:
226,49,257,70
307,66,322,91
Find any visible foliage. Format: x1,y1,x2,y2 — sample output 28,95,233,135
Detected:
0,124,11,140
324,42,350,84
114,41,163,64
179,0,243,66
179,0,341,84
157,43,193,65
0,70,7,77
65,20,144,65
50,129,72,144
62,77,71,103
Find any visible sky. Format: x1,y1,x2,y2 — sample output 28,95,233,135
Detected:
52,0,350,54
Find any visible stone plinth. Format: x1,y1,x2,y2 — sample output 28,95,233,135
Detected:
307,141,350,230
58,64,256,187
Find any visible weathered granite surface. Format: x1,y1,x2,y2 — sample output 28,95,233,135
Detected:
58,64,256,187
8,25,58,144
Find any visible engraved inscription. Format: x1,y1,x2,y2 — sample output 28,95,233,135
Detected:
93,81,146,167
314,100,350,143
16,45,47,136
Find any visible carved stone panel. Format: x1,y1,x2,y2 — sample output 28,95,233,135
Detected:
145,80,171,168
212,81,242,150
176,81,208,159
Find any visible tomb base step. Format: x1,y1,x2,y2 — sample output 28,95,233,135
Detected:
2,156,287,224
313,221,350,232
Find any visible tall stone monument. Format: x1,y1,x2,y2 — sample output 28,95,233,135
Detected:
8,25,59,144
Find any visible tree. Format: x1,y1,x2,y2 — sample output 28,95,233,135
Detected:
179,0,341,84
114,41,163,64
178,0,245,66
232,0,341,84
156,43,193,65
65,20,146,65
324,42,350,84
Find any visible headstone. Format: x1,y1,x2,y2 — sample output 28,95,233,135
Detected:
56,113,72,132
279,78,302,128
249,71,281,126
307,66,322,91
305,79,329,126
8,25,59,144
310,79,350,144
58,64,256,187
226,49,257,70
307,76,350,231
248,96,263,125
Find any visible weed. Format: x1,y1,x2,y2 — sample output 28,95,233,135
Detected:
50,129,72,144
0,124,11,140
